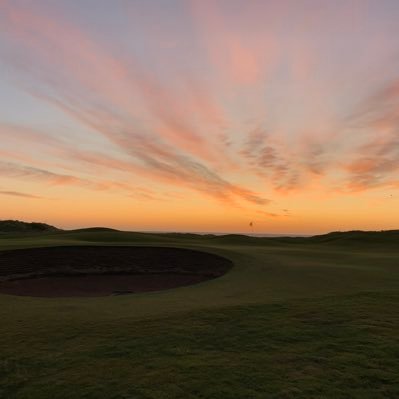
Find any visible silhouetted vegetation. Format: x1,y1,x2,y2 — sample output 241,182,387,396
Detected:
0,220,59,233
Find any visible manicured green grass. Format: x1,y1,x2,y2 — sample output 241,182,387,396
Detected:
1,231,398,398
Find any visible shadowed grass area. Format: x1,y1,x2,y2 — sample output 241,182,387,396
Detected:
0,230,398,398
2,292,399,399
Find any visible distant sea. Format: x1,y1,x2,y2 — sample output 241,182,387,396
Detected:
143,231,311,238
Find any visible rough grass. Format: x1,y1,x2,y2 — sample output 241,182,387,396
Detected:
0,231,398,398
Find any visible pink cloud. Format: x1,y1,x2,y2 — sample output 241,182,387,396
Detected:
190,0,277,87
0,2,270,207
1,2,229,164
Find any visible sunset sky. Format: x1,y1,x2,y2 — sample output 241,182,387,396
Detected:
1,0,399,234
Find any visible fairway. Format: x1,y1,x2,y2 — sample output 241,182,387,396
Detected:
1,230,399,398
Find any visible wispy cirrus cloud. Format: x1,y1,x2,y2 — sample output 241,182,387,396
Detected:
0,190,42,199
0,120,269,206
0,2,270,208
239,127,307,192
341,78,399,191
1,2,226,163
0,160,165,202
1,0,399,233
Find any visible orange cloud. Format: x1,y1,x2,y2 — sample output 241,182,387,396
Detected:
0,190,42,199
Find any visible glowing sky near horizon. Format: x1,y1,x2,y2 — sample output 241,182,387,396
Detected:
0,0,399,234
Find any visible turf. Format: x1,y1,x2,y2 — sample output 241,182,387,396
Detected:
1,230,398,398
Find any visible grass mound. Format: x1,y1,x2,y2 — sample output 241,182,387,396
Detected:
0,220,59,233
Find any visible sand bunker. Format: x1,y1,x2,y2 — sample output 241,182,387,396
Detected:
0,246,232,297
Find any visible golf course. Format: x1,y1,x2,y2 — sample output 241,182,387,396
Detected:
2,0,399,397
1,227,398,398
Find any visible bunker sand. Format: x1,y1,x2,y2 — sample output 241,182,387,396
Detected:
0,246,232,297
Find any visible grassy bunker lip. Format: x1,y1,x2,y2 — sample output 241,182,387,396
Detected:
0,246,233,297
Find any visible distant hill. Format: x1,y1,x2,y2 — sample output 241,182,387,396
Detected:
307,229,399,245
0,220,60,233
0,220,397,245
